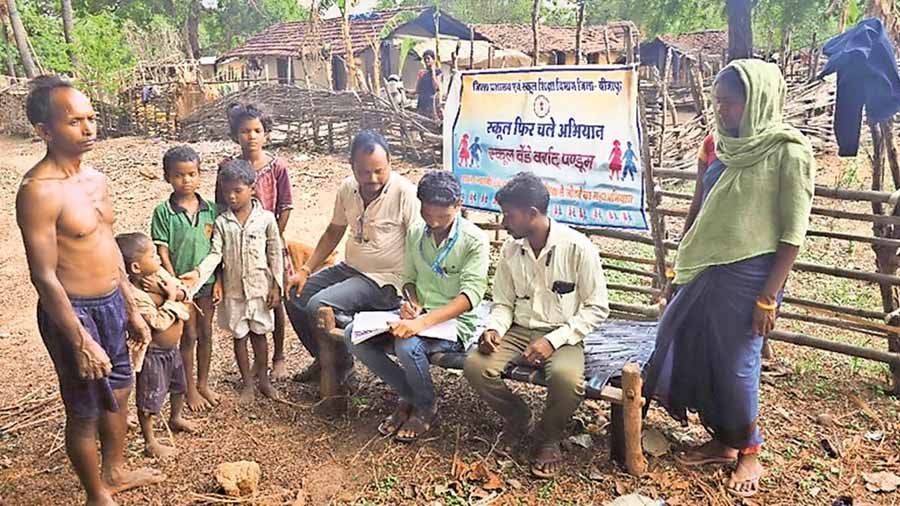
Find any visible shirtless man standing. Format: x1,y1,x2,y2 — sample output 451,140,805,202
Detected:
16,75,166,506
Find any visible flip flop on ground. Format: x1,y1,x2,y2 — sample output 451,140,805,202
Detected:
674,441,738,467
395,405,437,443
530,442,564,479
727,457,764,498
378,401,413,436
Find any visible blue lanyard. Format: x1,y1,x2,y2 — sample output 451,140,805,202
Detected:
421,215,460,278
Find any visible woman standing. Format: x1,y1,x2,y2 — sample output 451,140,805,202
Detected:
644,60,816,498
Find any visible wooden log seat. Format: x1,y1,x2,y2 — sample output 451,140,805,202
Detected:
313,304,655,476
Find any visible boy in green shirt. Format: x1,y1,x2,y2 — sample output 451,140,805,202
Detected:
150,146,219,411
345,171,489,442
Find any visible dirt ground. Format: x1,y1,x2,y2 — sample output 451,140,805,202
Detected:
0,135,899,506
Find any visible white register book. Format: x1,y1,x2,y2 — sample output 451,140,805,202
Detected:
350,311,458,345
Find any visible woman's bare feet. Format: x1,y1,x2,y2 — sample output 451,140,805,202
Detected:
239,383,256,405
674,439,738,466
184,388,211,412
144,441,178,460
102,466,166,495
270,358,289,381
197,384,221,406
728,454,764,497
169,417,200,434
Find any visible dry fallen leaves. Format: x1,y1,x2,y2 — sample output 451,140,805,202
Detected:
863,471,900,492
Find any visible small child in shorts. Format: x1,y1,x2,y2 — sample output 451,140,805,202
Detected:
192,159,284,404
217,103,294,381
116,232,199,459
151,146,220,411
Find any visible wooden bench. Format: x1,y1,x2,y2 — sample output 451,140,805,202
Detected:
312,305,656,476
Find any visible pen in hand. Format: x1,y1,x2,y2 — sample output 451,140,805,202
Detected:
400,286,421,320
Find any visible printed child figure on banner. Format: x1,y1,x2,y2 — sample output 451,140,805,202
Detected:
469,136,482,168
608,139,623,180
458,133,471,167
623,141,639,181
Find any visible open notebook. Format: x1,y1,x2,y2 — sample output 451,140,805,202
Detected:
350,303,492,346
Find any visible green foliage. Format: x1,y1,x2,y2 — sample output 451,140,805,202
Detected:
18,3,134,92
202,0,307,53
73,12,136,92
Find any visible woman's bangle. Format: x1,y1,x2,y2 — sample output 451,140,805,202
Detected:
756,299,777,311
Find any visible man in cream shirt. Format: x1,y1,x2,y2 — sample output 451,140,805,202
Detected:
285,130,420,382
464,172,609,479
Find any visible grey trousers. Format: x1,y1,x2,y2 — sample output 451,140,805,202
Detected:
284,262,399,364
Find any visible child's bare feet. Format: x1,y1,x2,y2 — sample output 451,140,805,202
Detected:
169,417,200,434
144,441,178,460
270,358,289,381
239,383,256,405
258,378,280,400
102,466,166,495
85,491,118,506
185,388,211,412
197,384,221,406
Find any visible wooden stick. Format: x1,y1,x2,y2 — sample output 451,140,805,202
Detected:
604,264,657,279
608,283,660,296
315,306,344,415
621,363,647,476
793,261,900,286
779,311,893,338
600,251,657,266
610,302,660,318
782,295,886,321
768,329,900,366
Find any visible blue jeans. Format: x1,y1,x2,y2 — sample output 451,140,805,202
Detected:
345,324,462,411
284,263,399,364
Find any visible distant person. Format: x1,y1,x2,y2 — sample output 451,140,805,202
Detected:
189,159,284,404
464,172,609,479
16,75,165,506
218,103,294,381
285,130,420,385
415,50,442,119
346,171,489,442
643,61,816,498
151,146,219,412
116,233,198,459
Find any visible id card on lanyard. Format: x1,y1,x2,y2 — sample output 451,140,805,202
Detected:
420,215,461,278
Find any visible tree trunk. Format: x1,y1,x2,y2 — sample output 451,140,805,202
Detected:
726,0,753,61
575,0,585,64
61,0,78,67
340,3,358,90
1,15,16,77
531,0,540,66
867,0,900,52
5,0,36,78
185,0,201,60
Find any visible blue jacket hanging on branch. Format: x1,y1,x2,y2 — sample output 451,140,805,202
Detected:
819,18,900,157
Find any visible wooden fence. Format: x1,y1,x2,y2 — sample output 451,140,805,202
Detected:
176,83,443,163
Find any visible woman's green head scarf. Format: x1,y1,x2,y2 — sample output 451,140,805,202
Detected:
714,59,812,170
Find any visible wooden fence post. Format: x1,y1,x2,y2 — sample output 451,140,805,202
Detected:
872,121,900,394
639,92,669,290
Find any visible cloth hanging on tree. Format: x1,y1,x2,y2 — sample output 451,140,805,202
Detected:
819,18,900,157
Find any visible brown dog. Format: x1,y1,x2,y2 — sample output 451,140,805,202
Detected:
285,240,337,274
